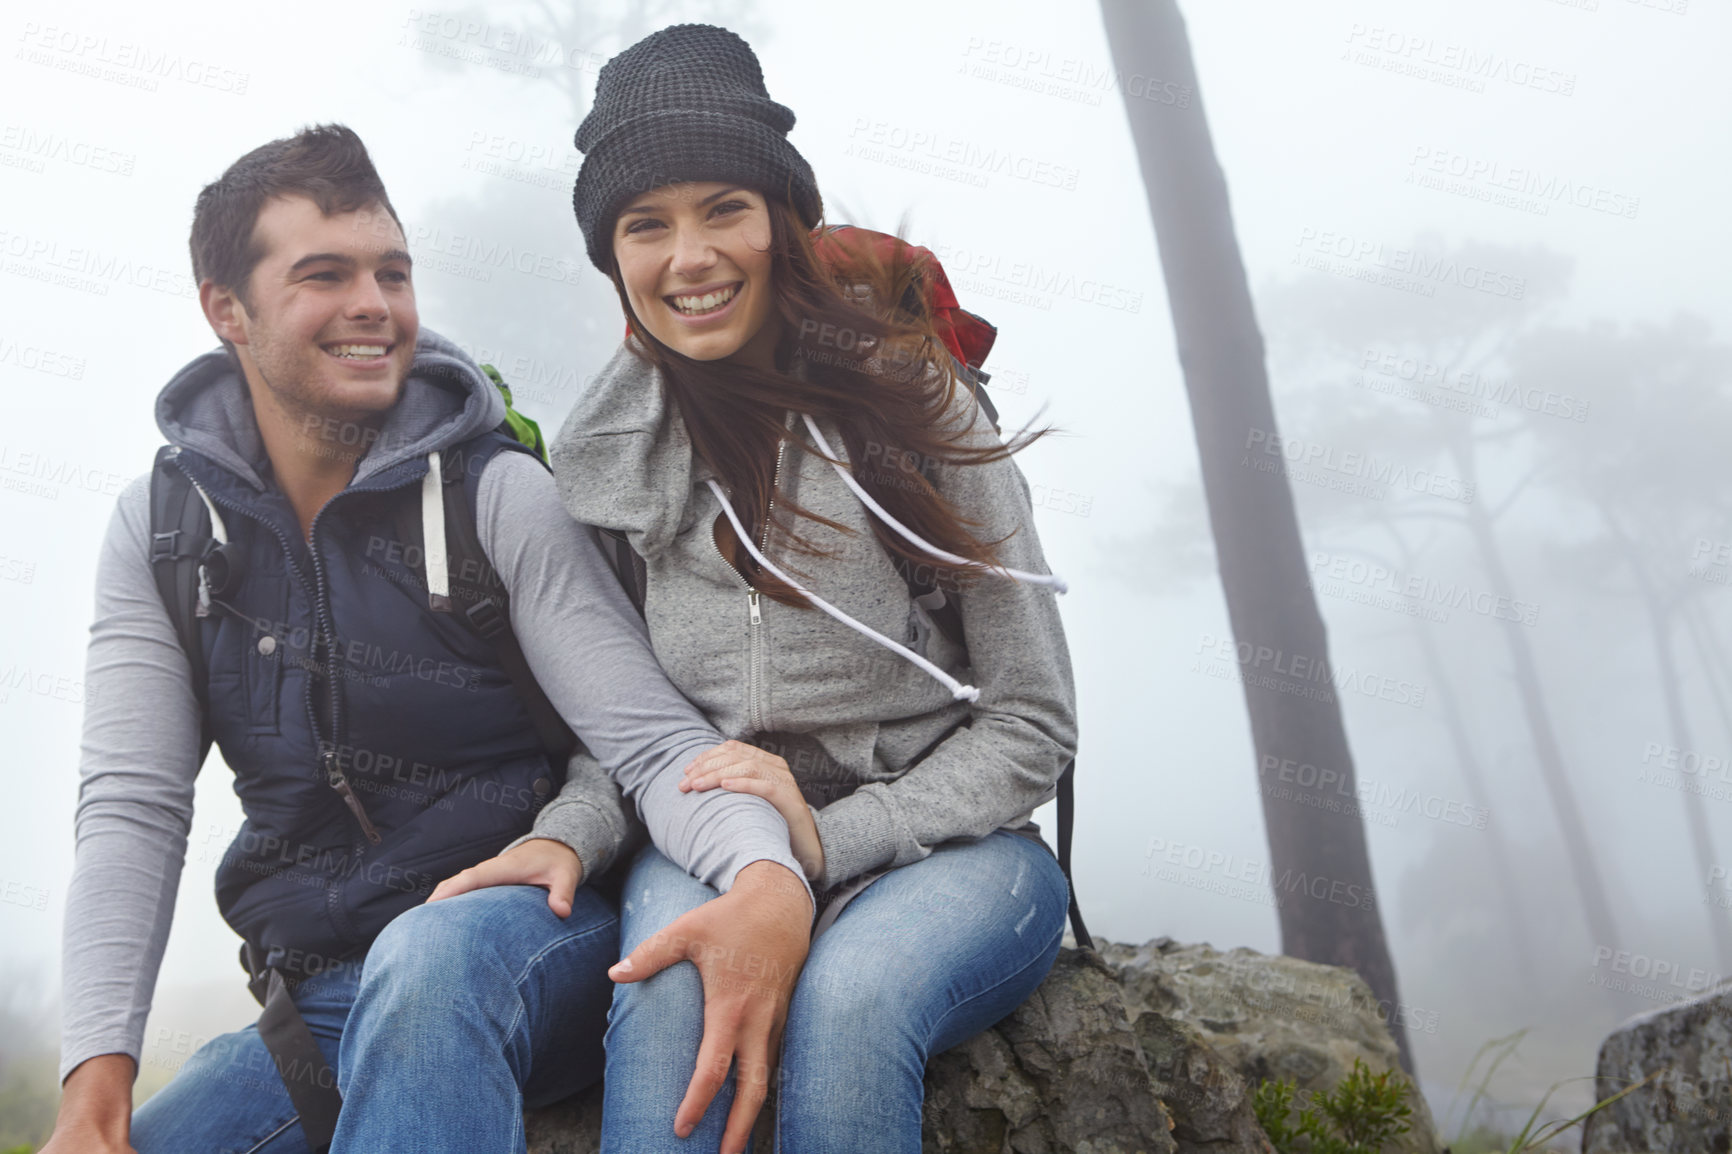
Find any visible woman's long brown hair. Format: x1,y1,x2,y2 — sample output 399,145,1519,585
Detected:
607,198,1048,608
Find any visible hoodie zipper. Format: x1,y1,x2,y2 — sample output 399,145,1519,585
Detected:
710,434,786,735
173,451,422,846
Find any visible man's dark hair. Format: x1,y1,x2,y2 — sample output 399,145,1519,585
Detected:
189,123,402,309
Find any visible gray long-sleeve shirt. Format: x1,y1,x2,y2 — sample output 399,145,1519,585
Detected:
59,447,809,1084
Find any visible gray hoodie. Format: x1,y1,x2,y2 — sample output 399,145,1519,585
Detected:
549,341,1079,895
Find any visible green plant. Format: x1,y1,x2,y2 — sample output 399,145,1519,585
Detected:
1252,1059,1415,1154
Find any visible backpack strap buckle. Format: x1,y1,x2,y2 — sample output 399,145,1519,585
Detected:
150,529,182,564
465,597,507,640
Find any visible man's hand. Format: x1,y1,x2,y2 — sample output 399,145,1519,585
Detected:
427,837,585,917
42,1053,137,1154
610,859,813,1154
681,741,826,881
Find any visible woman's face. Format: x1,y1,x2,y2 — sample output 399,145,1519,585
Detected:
612,182,780,369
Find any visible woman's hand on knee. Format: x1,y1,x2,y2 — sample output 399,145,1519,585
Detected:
427,838,585,917
609,859,813,1154
681,741,826,881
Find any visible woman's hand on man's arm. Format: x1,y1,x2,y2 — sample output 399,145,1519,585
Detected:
680,741,825,881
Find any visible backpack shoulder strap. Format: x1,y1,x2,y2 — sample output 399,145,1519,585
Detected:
147,446,214,766
595,527,647,617
437,438,578,764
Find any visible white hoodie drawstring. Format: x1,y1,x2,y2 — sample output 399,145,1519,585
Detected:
422,451,451,611
800,414,1069,594
705,478,982,703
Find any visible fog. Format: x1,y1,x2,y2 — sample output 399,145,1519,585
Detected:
1,0,1726,1139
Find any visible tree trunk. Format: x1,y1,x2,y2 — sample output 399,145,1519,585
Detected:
1611,525,1732,968
1099,0,1411,1071
1400,593,1542,988
1451,457,1622,955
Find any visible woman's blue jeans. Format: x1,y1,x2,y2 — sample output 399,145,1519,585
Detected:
129,883,617,1153
601,829,1069,1154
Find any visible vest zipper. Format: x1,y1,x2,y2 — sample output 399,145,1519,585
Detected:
175,453,423,846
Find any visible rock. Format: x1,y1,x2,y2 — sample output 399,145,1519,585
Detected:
527,939,1436,1154
921,948,1178,1153
1581,983,1732,1154
1101,939,1439,1154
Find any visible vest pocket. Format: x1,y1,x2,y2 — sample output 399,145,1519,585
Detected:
241,573,288,736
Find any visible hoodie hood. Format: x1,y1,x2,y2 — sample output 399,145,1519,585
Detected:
548,339,713,557
155,328,506,490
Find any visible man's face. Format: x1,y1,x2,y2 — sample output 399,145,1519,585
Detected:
211,195,418,422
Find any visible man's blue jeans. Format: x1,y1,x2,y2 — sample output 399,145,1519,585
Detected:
601,830,1069,1154
130,883,617,1153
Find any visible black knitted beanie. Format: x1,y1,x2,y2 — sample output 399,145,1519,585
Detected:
573,24,823,272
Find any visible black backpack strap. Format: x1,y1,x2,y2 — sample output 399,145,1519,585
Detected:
1056,760,1091,950
147,446,215,763
596,527,647,617
243,943,342,1152
435,443,578,764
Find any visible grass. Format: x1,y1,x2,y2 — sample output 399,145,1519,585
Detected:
1441,1029,1663,1154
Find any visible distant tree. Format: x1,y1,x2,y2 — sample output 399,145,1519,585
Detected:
1510,316,1732,968
1250,238,1628,965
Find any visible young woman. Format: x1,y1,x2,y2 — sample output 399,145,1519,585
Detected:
459,22,1078,1154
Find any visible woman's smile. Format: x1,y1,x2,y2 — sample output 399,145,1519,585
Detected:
664,280,744,322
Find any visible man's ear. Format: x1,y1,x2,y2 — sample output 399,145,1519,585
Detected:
201,280,251,348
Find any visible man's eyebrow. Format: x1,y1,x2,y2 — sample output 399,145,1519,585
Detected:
287,252,355,274
618,186,746,217
286,249,414,273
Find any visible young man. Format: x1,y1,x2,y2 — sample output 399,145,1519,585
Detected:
43,124,812,1154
